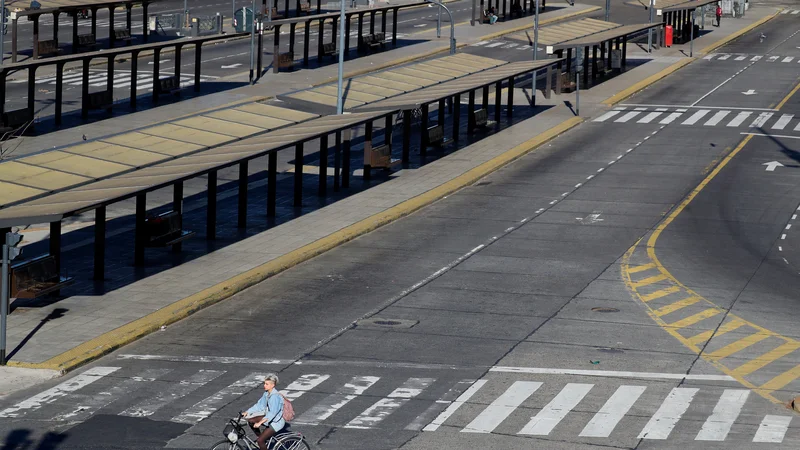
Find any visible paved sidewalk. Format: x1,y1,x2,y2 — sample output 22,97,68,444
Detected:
6,2,597,159
1,2,779,381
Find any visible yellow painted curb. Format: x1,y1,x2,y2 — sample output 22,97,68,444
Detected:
478,6,602,41
602,57,694,106
699,9,780,55
10,115,583,372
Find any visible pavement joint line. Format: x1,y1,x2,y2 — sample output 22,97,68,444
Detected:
620,78,800,406
7,115,583,372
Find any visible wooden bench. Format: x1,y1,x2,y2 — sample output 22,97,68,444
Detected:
426,125,450,147
9,255,74,299
1,108,33,132
157,76,182,96
321,42,337,58
76,33,98,51
358,32,385,53
36,39,61,58
299,2,311,14
144,211,195,247
364,142,400,171
473,108,495,128
113,29,133,43
277,52,294,71
86,90,113,110
269,7,284,19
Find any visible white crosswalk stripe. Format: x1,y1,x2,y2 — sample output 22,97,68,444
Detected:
754,415,792,443
579,385,646,437
119,370,223,418
0,367,120,418
518,383,593,435
638,388,698,439
345,377,435,429
424,379,486,432
485,42,504,48
19,70,216,91
695,389,750,441
282,373,331,400
172,372,262,424
593,107,800,132
702,53,800,62
293,375,380,425
462,381,541,433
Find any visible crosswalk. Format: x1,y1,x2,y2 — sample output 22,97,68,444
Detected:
593,106,800,132
470,40,534,51
0,365,795,444
780,9,800,14
10,70,217,91
703,53,800,63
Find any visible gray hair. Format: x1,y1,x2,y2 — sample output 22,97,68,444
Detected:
264,373,279,385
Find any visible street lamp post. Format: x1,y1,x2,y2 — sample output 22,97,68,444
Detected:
336,0,346,114
249,0,256,83
427,0,456,54
0,0,5,66
690,9,695,57
605,0,610,21
531,0,539,105
647,0,654,52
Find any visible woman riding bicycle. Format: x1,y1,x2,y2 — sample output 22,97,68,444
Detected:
241,373,285,450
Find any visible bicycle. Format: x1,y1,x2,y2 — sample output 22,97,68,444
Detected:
210,413,311,450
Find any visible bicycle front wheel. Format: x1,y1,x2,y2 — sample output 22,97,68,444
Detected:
273,435,311,450
209,440,246,450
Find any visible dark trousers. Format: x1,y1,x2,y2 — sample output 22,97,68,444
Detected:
716,14,721,26
247,416,277,450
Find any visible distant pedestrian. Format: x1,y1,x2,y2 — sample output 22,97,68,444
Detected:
488,6,498,24
715,5,722,26
368,0,374,8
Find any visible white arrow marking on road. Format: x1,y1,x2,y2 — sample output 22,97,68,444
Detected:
221,63,243,69
763,161,784,172
577,212,604,224
742,89,757,95
147,59,170,64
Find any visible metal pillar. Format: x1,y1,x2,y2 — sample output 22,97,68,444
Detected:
152,48,161,102
72,12,79,54
453,94,461,141
134,194,146,266
32,15,40,59
195,44,202,92
238,161,248,228
109,6,116,48
272,25,280,74
55,62,64,125
402,110,411,165
467,90,475,132
342,129,351,188
207,171,217,240
49,222,61,275
420,104,429,157
94,206,106,280
319,134,328,196
507,77,514,117
267,152,277,218
173,182,184,252
344,15,351,54
304,21,311,64
392,8,398,45
494,81,501,124
52,12,59,47
334,132,342,192
143,2,150,42
11,18,17,62
130,50,139,107
294,143,303,206
364,122,374,180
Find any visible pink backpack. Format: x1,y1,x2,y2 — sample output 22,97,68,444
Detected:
280,393,295,421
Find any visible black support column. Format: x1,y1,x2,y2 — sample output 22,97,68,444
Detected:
402,110,411,166
453,94,461,141
134,194,146,266
294,143,303,206
173,182,184,252
238,161,248,228
267,152,277,218
207,171,218,240
94,206,106,280
342,129,351,188
319,134,328,196
49,221,62,276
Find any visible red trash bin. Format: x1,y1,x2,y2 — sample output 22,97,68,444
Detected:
665,25,673,47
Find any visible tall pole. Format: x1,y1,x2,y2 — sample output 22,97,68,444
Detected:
428,0,455,54
605,0,609,21
336,0,346,114
184,0,189,27
647,0,654,52
249,0,256,83
1,0,5,65
1,243,9,365
437,4,441,38
575,47,580,116
531,0,539,105
690,9,695,57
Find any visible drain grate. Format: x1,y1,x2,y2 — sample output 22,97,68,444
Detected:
356,318,418,329
592,307,620,313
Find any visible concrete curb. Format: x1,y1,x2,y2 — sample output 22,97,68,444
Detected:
601,57,694,106
698,8,781,55
8,115,583,372
478,5,602,41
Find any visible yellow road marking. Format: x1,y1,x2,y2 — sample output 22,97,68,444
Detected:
653,296,702,317
732,341,800,378
705,333,771,360
627,262,656,274
630,274,668,288
759,364,800,392
686,319,746,346
640,285,681,302
621,80,800,405
667,308,720,329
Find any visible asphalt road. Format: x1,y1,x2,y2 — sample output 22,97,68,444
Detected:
1,9,800,450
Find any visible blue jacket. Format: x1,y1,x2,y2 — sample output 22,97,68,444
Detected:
246,389,285,431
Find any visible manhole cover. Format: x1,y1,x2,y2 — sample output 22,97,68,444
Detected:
592,307,620,313
356,318,418,329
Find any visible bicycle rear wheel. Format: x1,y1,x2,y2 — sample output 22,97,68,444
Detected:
210,440,246,450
